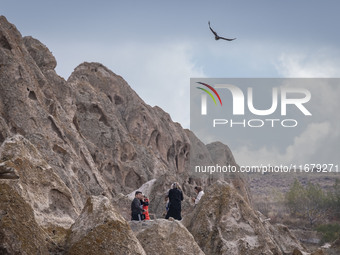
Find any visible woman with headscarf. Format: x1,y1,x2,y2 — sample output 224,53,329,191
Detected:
165,182,183,220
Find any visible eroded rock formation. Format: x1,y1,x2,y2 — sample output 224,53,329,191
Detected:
183,181,305,255
0,183,49,254
130,219,204,255
66,195,146,255
0,16,315,255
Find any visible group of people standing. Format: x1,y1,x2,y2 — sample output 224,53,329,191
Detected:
131,184,204,221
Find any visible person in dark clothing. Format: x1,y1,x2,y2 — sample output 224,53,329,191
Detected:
165,182,184,220
131,191,144,221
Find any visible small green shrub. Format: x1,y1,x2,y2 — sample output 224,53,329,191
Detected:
316,223,340,244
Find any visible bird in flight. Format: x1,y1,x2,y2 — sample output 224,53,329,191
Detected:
208,21,236,41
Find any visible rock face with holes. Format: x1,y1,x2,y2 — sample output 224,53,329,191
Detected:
0,14,194,221
0,16,311,255
0,15,241,223
0,15,208,252
67,62,191,194
0,135,78,228
183,181,307,255
0,14,193,206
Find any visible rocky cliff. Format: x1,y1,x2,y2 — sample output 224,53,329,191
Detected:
0,16,320,255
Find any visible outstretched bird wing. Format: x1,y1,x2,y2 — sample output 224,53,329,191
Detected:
208,21,236,41
208,21,218,37
218,36,236,41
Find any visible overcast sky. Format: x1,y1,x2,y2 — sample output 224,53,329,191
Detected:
2,0,340,167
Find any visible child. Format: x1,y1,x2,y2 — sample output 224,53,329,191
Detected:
141,195,150,220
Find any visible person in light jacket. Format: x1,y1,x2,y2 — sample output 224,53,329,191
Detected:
191,186,204,206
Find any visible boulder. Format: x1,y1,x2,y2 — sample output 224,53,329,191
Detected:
0,135,78,228
0,183,49,254
292,248,325,255
66,195,146,255
186,130,251,204
262,220,306,253
183,181,307,255
23,36,57,70
130,219,204,255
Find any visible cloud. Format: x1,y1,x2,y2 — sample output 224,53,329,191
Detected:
234,122,332,166
233,52,340,167
276,49,340,77
285,122,332,164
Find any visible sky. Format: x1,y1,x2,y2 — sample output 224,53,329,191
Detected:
2,0,340,167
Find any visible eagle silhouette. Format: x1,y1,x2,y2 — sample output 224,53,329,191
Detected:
208,21,236,41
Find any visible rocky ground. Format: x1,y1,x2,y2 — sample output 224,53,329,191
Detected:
0,16,338,254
